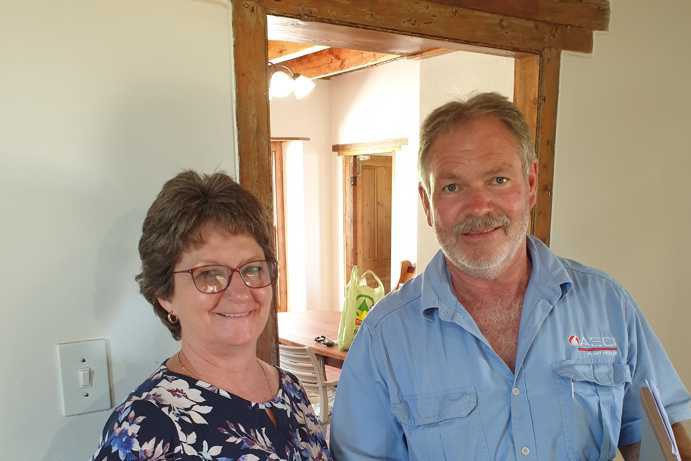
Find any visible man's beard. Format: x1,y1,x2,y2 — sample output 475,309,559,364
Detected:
437,209,530,279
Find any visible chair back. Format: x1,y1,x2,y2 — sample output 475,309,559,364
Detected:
278,344,332,423
396,260,416,289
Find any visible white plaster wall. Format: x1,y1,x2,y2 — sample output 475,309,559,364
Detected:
270,80,338,311
0,1,235,459
552,0,691,389
418,51,515,269
330,59,422,300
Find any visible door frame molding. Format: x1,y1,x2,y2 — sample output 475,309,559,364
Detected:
232,0,568,363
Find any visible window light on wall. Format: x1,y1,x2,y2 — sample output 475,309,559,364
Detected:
269,64,315,100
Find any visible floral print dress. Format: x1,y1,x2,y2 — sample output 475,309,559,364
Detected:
91,364,332,460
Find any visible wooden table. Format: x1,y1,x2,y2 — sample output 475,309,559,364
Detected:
277,310,346,368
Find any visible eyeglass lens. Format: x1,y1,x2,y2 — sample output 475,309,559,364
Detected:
191,261,272,293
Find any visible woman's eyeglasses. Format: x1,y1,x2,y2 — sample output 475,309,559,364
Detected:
173,260,274,294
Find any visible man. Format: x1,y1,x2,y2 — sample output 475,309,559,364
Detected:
330,92,691,460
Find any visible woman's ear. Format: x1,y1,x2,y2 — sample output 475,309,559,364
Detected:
157,296,173,313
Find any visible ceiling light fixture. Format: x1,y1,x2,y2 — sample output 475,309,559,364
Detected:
268,64,315,100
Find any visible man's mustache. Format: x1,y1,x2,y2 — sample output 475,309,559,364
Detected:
453,213,510,234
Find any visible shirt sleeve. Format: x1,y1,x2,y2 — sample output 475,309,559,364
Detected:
619,292,691,446
91,399,180,461
330,323,408,460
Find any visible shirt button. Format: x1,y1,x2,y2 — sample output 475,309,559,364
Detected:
521,446,530,456
512,387,520,396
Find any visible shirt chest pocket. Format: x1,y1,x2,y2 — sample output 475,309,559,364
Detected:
554,360,632,461
392,388,488,461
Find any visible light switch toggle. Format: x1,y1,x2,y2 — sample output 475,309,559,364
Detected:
78,367,92,388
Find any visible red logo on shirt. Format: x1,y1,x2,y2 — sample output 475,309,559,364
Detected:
567,335,618,352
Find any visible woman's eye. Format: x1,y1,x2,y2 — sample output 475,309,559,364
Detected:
242,264,264,278
441,183,458,193
197,268,227,282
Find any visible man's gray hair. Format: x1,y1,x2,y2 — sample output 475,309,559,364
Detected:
418,92,535,191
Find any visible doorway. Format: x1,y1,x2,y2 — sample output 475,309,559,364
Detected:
232,0,580,363
344,154,393,291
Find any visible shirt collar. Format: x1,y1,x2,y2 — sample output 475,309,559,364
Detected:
524,235,572,305
419,235,572,319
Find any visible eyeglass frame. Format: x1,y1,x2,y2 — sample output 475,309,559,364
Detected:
172,259,276,294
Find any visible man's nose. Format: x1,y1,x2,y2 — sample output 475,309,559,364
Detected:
463,187,493,215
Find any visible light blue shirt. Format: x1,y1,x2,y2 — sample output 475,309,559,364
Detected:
331,237,691,460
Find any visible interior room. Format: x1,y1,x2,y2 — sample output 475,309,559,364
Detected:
1,1,690,459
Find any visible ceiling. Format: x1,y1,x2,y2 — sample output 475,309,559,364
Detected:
267,15,460,79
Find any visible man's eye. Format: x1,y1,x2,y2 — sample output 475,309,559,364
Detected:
441,183,459,193
494,177,509,185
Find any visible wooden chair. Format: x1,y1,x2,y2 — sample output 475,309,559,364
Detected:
395,260,416,289
278,344,338,426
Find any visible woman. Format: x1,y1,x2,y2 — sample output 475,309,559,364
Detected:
92,171,332,460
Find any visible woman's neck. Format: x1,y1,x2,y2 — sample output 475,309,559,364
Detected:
178,340,258,380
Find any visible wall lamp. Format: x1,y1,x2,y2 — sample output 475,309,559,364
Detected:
269,63,316,100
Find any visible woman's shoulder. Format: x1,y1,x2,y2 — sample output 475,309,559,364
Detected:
275,367,303,393
92,362,226,460
274,366,314,409
92,366,181,460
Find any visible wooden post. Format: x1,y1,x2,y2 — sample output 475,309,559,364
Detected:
513,49,560,246
231,0,277,365
533,48,561,246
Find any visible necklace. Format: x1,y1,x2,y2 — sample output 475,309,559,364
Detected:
176,351,273,401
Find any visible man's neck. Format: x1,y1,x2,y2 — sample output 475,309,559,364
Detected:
446,241,532,371
447,242,532,310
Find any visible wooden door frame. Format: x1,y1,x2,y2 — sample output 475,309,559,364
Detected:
334,139,406,291
342,154,395,290
232,0,577,363
270,140,288,312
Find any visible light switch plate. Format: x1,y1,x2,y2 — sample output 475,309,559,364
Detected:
56,338,112,416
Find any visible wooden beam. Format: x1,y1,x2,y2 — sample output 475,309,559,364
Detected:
268,40,321,62
283,48,400,79
513,50,560,246
333,138,409,156
427,0,610,31
260,0,593,53
406,48,454,61
231,1,277,365
269,15,517,58
514,53,540,146
532,48,561,246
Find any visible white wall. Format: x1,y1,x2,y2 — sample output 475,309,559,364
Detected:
0,1,235,459
270,80,338,311
418,51,515,268
552,0,691,390
330,59,422,298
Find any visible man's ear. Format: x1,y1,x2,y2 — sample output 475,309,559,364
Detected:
419,183,433,227
527,160,538,209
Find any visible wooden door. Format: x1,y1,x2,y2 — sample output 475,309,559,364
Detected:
346,155,392,291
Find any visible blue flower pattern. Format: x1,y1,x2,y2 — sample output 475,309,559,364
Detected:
92,364,332,460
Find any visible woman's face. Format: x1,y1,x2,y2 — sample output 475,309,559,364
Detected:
158,228,272,353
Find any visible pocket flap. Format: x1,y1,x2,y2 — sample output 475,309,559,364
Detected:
554,360,631,386
392,389,477,426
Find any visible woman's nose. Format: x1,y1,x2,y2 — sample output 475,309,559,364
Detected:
224,270,251,298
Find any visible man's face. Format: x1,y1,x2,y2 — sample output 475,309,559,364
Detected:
419,115,537,279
